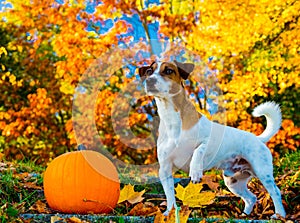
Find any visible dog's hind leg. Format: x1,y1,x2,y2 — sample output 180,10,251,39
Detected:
250,148,286,218
223,173,257,215
259,175,286,218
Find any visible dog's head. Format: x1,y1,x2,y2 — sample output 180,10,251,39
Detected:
138,61,194,98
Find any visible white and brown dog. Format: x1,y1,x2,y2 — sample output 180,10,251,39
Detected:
138,61,286,218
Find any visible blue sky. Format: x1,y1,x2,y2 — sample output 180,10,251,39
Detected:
0,0,12,11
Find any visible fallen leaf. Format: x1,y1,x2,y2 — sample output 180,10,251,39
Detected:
261,193,271,211
127,202,159,216
290,211,300,220
154,209,168,223
159,201,167,207
175,182,215,207
0,162,16,172
177,206,191,223
29,200,51,214
0,153,4,161
66,216,83,223
154,208,176,223
154,206,191,223
118,184,145,204
23,182,42,190
51,216,64,223
14,172,29,180
201,175,219,191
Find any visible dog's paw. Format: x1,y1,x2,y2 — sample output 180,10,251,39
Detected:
163,210,170,216
271,213,285,220
189,169,203,183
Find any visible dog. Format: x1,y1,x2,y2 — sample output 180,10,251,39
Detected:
138,60,286,219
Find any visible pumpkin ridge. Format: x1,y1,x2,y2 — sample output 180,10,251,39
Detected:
62,152,72,212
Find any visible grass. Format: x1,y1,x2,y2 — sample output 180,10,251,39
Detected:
0,150,299,222
0,159,45,222
274,150,300,176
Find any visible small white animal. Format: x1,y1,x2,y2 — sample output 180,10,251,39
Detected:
138,60,286,219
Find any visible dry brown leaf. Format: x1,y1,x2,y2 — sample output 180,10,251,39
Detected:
14,172,29,180
154,208,176,223
261,193,271,211
118,184,145,204
66,216,84,223
29,200,51,214
159,201,167,207
290,211,300,220
154,206,191,223
201,175,219,191
127,202,159,216
23,181,42,190
153,209,166,223
51,216,64,223
177,206,191,223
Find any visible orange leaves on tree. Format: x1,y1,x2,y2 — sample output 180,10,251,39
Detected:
0,0,298,166
267,119,300,154
238,117,300,157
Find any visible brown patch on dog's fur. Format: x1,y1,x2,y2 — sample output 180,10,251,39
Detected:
158,62,201,130
172,91,202,130
159,63,181,81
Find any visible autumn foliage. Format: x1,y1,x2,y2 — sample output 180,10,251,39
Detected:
0,0,299,167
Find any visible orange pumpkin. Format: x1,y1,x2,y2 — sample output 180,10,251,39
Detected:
43,150,120,214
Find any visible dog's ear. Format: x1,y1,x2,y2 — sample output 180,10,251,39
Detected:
138,66,149,80
174,60,194,80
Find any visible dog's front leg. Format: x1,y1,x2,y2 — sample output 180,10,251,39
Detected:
159,160,176,216
157,147,176,216
189,143,207,183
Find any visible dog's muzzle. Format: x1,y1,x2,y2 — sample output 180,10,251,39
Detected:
146,78,157,87
144,77,158,93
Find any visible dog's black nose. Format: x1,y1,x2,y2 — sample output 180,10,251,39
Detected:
146,78,157,87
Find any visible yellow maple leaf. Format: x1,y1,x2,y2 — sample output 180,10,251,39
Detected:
117,184,145,204
175,182,215,208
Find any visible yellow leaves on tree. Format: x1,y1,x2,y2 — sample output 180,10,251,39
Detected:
182,0,300,128
0,0,299,165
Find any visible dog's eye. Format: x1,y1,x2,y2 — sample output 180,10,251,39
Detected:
165,68,173,75
146,68,153,75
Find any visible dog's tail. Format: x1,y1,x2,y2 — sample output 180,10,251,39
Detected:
252,101,282,143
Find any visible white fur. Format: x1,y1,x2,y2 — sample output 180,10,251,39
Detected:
140,62,286,219
252,102,282,143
